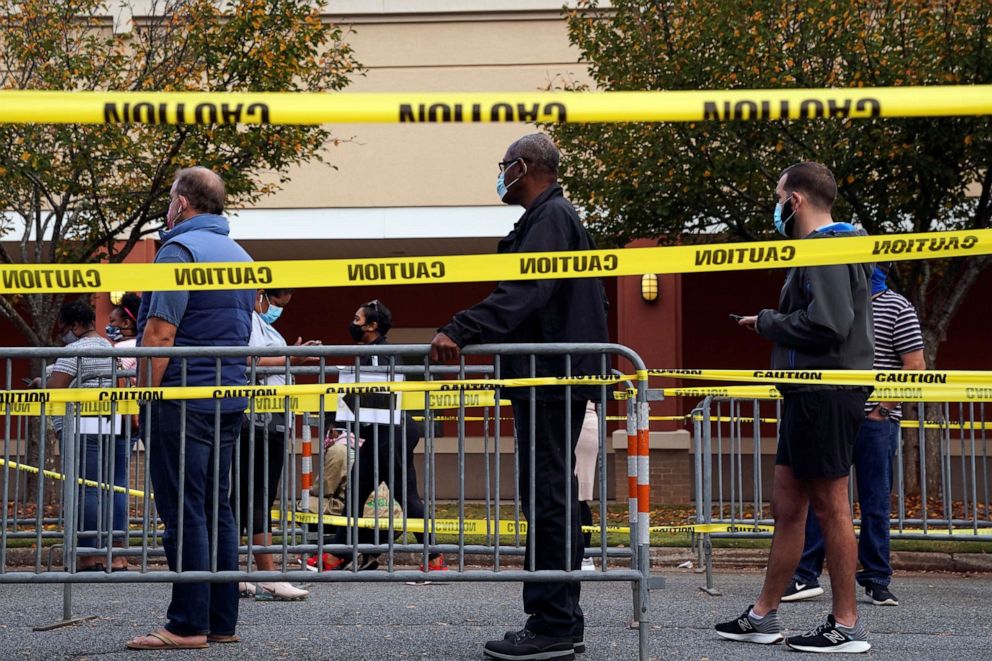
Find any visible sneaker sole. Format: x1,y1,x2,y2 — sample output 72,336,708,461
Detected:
786,640,871,653
254,591,309,602
715,631,783,644
483,649,575,661
781,586,825,602
870,596,898,606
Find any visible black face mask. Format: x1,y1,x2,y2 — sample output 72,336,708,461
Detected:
348,322,366,343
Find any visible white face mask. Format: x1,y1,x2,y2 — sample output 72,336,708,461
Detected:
166,196,184,230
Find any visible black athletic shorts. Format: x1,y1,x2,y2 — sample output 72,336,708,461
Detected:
776,389,869,480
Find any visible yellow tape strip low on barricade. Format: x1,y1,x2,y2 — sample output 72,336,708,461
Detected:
0,457,146,498
898,419,992,431
270,509,780,536
2,229,991,294
1,86,991,125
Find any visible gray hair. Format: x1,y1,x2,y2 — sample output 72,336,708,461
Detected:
173,166,226,215
508,133,559,178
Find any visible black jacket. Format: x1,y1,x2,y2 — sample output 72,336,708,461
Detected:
756,223,874,393
440,185,609,400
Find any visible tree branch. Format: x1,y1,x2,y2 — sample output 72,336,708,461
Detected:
0,294,43,346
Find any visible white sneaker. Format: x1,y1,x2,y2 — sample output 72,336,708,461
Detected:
238,581,257,598
580,558,596,571
255,581,309,601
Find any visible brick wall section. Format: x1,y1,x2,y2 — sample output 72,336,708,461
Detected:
614,448,695,505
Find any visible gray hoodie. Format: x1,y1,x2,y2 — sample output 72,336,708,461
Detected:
755,223,874,393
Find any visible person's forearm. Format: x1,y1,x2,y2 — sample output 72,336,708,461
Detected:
878,349,927,412
254,357,287,367
137,352,171,389
139,318,177,389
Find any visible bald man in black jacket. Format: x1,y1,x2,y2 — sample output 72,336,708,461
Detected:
432,134,608,661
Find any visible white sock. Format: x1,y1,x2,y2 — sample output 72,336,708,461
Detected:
748,607,765,621
835,618,858,632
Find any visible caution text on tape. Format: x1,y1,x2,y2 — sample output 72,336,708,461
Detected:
1,86,990,125
1,229,990,294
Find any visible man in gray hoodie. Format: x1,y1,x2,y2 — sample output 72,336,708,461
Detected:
715,162,874,654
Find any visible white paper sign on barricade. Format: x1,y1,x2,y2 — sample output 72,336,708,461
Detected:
335,369,404,425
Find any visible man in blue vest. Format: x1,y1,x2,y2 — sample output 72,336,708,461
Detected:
128,167,254,651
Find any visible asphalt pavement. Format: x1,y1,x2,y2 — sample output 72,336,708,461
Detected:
1,567,990,660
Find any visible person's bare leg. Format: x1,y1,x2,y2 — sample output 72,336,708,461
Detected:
809,476,858,627
252,532,274,571
753,465,810,616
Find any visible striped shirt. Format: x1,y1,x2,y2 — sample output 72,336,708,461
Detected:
866,289,924,420
50,335,115,432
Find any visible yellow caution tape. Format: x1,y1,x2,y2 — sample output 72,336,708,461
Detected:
651,368,992,387
1,229,990,294
247,391,506,414
0,375,626,407
0,457,146,498
663,386,783,399
270,509,779,536
276,511,987,538
8,373,992,410
2,391,505,417
1,86,990,125
651,369,992,402
2,400,140,417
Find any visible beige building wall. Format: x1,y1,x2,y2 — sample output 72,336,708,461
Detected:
93,2,603,258
257,5,595,210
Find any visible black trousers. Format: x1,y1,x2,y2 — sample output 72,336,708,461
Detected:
233,415,286,537
513,399,586,638
330,417,434,555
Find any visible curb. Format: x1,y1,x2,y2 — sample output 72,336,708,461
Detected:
649,547,992,573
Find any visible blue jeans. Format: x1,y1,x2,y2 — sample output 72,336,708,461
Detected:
147,401,243,637
64,433,128,550
795,418,900,588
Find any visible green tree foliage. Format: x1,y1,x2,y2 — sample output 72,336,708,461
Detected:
550,0,992,367
0,0,361,345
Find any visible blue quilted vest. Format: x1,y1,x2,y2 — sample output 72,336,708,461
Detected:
139,214,254,413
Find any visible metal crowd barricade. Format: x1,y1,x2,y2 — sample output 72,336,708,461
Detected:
1,342,654,660
692,394,992,595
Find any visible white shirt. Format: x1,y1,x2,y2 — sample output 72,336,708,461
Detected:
248,311,288,387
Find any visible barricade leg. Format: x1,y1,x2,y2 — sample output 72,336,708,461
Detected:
635,393,652,660
696,398,720,596
34,405,96,631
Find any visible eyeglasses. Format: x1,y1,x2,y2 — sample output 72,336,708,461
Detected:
498,158,525,173
364,299,381,321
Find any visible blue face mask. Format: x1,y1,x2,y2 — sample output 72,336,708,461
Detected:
773,196,796,237
105,324,124,342
871,266,889,295
260,304,282,325
496,159,526,202
496,171,509,200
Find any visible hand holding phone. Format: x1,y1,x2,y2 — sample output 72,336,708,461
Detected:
732,313,759,332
